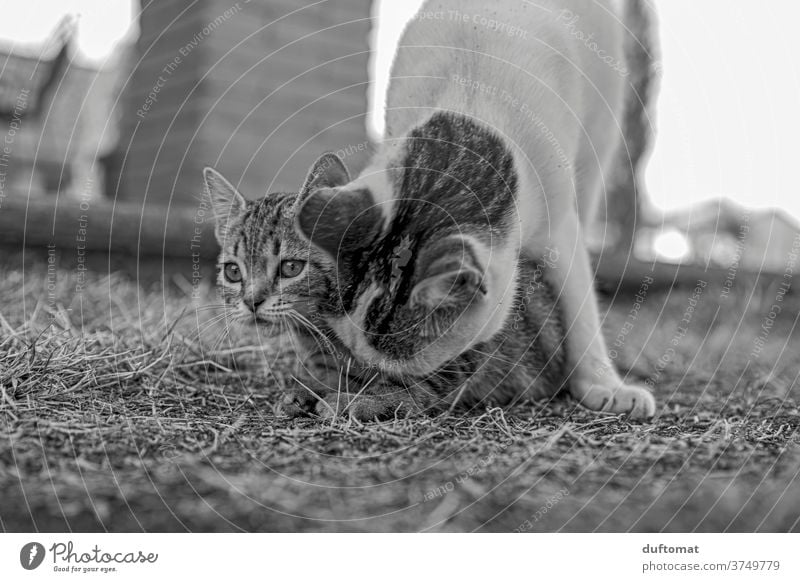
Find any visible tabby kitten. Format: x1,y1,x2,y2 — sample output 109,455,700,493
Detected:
204,156,566,420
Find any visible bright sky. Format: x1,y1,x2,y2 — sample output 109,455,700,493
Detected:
0,0,137,63
647,0,800,217
370,0,800,220
2,0,799,220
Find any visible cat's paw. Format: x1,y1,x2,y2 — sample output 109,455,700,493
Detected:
276,393,309,418
275,383,318,418
314,392,420,421
276,397,308,418
570,379,656,419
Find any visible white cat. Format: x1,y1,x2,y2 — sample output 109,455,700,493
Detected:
297,0,658,418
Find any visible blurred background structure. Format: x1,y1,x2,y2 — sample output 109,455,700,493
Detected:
0,17,98,197
0,0,372,265
112,0,371,204
0,0,799,287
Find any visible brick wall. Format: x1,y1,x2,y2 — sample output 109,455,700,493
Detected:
114,0,373,206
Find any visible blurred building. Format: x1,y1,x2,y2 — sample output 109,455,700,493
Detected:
0,19,114,198
0,1,374,263
638,198,800,272
109,0,373,205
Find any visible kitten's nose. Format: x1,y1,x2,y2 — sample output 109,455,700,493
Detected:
244,296,265,312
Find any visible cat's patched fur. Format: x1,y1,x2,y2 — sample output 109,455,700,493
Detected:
205,160,567,419
296,0,658,418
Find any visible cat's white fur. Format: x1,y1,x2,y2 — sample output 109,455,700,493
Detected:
342,0,656,417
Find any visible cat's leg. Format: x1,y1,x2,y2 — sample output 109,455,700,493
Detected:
538,211,656,419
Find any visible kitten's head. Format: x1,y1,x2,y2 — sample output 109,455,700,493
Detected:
204,154,349,336
296,163,506,378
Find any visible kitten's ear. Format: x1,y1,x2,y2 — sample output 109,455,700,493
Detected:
296,187,382,259
203,167,247,244
300,152,350,197
411,242,487,309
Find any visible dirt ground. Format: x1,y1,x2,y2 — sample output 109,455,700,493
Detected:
1,259,798,532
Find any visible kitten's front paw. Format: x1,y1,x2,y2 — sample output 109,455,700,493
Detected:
314,392,420,421
275,381,319,418
570,379,656,419
276,391,310,418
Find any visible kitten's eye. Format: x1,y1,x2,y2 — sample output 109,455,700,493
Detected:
280,260,305,278
223,263,242,283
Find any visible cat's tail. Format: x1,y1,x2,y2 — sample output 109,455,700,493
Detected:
607,0,661,251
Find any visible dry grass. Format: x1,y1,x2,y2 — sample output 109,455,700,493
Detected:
0,259,798,532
